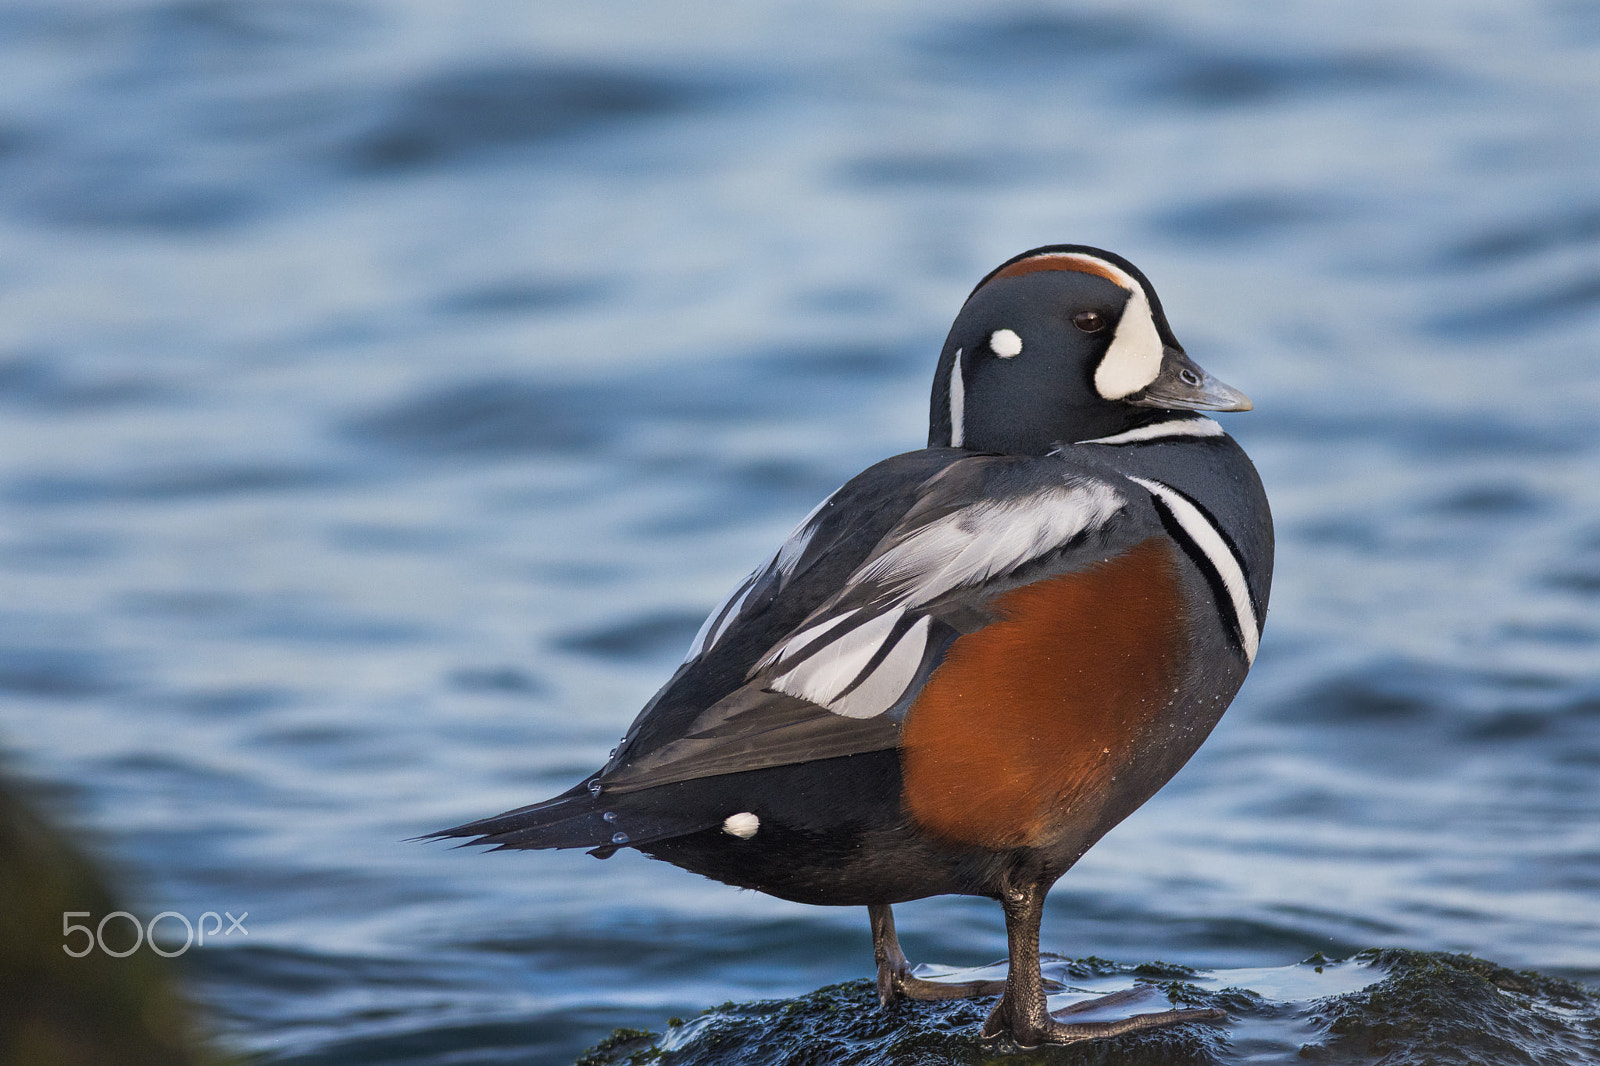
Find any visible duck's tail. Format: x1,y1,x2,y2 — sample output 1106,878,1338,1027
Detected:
422,779,719,857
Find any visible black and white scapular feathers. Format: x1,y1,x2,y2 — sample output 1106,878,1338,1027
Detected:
433,244,1274,1047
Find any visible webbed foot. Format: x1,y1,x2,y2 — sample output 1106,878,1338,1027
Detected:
870,903,1025,1004
977,883,1226,1046
983,985,1226,1045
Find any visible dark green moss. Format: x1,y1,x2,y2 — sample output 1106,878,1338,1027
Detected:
576,951,1600,1066
575,1027,662,1066
577,975,1227,1066
1302,949,1600,1065
1131,961,1201,980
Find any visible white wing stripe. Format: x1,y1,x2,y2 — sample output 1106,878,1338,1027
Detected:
763,477,1126,719
771,608,904,708
1129,476,1259,664
684,488,837,662
828,615,931,719
859,481,1123,608
686,574,755,661
772,492,832,574
763,607,861,668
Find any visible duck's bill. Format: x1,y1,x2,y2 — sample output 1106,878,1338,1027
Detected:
1130,347,1253,412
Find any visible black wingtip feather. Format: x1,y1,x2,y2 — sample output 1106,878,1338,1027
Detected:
420,785,598,845
418,783,724,854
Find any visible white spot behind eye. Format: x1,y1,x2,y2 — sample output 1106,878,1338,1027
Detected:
989,329,1022,358
723,812,760,839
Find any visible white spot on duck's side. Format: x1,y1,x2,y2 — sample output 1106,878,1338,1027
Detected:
989,329,1022,358
948,348,965,447
723,812,760,838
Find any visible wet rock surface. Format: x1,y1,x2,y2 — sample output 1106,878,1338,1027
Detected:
576,951,1600,1066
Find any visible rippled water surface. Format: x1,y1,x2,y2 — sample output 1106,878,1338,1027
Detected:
1,2,1598,1063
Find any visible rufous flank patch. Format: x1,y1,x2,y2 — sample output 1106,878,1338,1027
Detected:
899,538,1185,849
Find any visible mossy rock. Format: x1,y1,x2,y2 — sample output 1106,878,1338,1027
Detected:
577,950,1599,1066
1301,948,1600,1065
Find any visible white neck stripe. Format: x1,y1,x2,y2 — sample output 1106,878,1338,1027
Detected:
948,348,965,448
1076,418,1224,446
1129,475,1259,664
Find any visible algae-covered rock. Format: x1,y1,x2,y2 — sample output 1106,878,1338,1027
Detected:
577,950,1599,1066
1302,948,1600,1065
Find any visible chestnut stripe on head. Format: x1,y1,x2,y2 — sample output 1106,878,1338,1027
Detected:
989,252,1128,286
980,252,1166,403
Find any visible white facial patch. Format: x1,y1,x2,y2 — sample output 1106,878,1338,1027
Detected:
1002,253,1165,401
722,812,760,838
1094,283,1164,400
989,329,1022,358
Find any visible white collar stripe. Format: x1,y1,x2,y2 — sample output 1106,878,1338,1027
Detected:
1076,418,1225,446
1129,476,1259,664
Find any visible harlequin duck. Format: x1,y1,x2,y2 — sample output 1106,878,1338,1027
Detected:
434,245,1273,1046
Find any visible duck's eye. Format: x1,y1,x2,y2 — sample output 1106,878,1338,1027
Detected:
1072,311,1106,333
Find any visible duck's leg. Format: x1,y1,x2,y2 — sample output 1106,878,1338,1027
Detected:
980,882,1227,1046
869,903,1008,1005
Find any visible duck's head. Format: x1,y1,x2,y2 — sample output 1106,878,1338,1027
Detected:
929,245,1250,454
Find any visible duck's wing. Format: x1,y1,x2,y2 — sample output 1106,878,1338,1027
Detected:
597,450,1146,794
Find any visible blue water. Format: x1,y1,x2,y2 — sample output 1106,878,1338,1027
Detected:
1,2,1598,1063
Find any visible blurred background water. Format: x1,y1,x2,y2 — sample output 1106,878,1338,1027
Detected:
0,1,1597,1062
